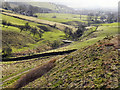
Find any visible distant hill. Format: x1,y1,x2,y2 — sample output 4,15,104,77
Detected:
23,2,75,13
2,2,53,16
2,2,76,16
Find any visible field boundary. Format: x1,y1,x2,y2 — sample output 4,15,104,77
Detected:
1,12,77,32
2,49,77,61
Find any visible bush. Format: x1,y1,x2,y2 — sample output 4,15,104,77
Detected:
51,40,60,49
33,15,38,18
2,20,7,25
2,20,12,27
2,47,12,58
52,16,56,18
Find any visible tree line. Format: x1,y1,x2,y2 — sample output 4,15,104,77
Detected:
64,24,86,41
87,12,117,26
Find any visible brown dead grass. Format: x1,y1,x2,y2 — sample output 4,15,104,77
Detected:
9,58,57,89
110,35,120,49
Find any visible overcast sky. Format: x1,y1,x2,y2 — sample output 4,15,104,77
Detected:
36,0,119,9
4,0,120,9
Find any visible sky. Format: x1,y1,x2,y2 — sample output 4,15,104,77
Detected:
36,0,119,9
4,0,120,9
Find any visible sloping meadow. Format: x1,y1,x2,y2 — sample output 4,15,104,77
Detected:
24,36,119,88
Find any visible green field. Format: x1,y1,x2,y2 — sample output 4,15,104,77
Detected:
1,13,67,54
36,13,88,23
1,11,77,32
47,23,118,51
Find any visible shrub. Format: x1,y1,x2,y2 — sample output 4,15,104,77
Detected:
52,16,56,18
33,15,38,18
2,20,7,25
51,40,60,49
18,26,25,32
2,47,12,58
24,22,31,31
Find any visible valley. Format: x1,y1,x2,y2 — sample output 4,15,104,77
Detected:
1,1,120,89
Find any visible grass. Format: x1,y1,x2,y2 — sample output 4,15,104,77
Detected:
42,29,65,41
2,11,118,54
101,23,118,26
32,23,118,54
2,12,77,32
2,14,39,26
2,29,36,52
2,25,21,32
3,74,23,87
23,36,119,88
2,55,65,88
2,10,119,88
2,22,119,88
42,24,118,55
2,13,67,54
36,13,88,23
58,25,118,50
92,22,119,26
27,2,58,11
79,26,97,40
2,26,66,53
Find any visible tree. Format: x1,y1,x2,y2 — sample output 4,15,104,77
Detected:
18,26,25,32
2,2,11,10
51,40,60,49
87,13,94,26
27,5,35,16
7,22,12,27
38,31,42,38
30,27,38,36
2,20,7,27
107,13,115,23
2,47,12,58
94,13,99,23
52,16,56,18
24,22,31,31
100,15,106,22
80,15,81,19
64,27,73,39
33,27,37,36
17,5,27,14
73,25,85,40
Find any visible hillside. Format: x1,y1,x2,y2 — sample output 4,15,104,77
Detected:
25,2,75,13
1,11,77,32
1,12,68,58
35,13,88,24
23,35,119,88
1,2,119,89
3,2,76,14
2,22,119,88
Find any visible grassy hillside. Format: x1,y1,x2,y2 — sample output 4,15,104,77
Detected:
27,2,75,13
2,22,119,88
2,55,65,88
36,13,87,23
23,35,119,88
56,23,118,50
27,2,58,11
1,5,119,89
2,30,35,49
1,11,77,32
1,13,66,57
